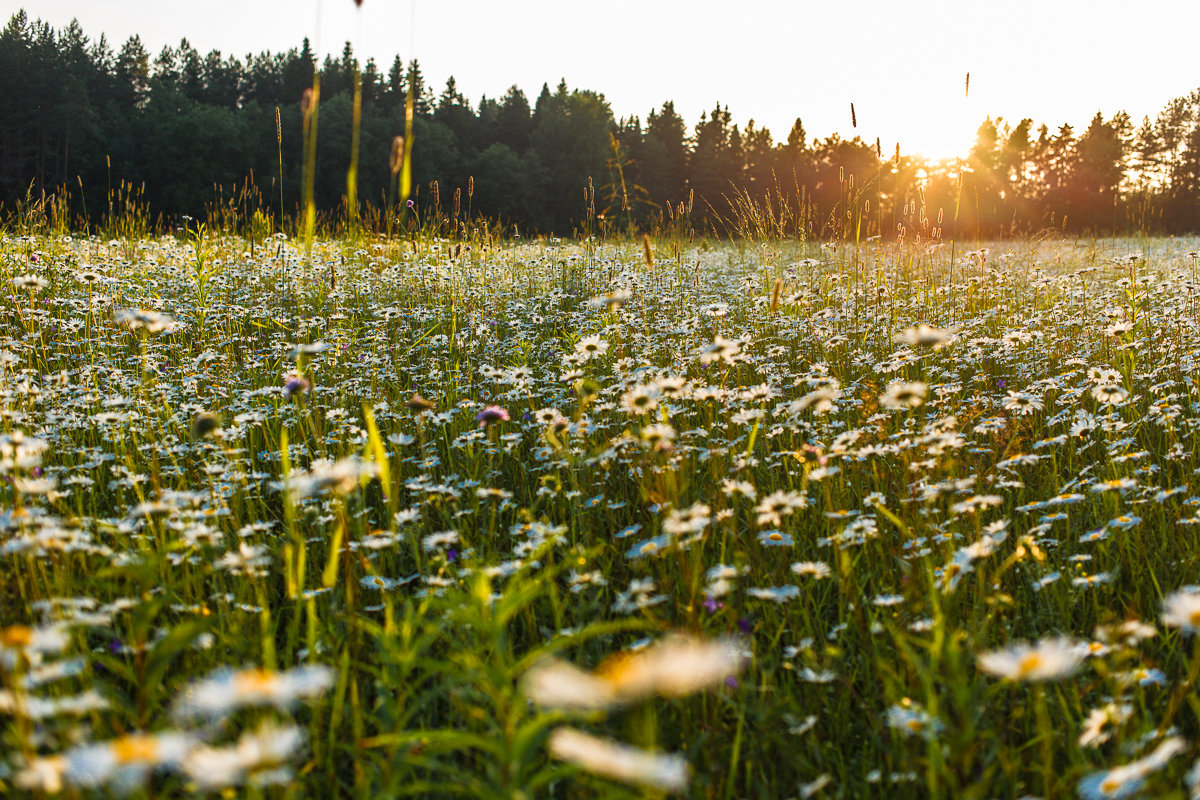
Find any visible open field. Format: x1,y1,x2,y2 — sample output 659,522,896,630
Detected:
4,229,1200,798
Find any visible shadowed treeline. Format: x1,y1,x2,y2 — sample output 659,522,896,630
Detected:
3,10,1200,238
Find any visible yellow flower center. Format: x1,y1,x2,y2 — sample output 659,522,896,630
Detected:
1017,653,1042,676
233,669,280,697
112,735,160,765
0,626,33,648
596,652,635,688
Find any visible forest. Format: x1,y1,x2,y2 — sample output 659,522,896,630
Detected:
3,9,1200,238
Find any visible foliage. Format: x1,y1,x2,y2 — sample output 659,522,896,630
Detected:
6,11,1200,238
5,222,1200,797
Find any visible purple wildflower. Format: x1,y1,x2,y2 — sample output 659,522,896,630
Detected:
475,405,510,427
283,374,310,398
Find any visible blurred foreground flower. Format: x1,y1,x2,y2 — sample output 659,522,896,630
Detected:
182,722,305,790
586,289,631,309
115,308,176,333
282,371,310,398
880,381,927,410
63,731,198,794
14,273,48,292
172,665,333,721
977,636,1084,681
1161,589,1200,633
549,728,688,794
894,324,958,348
406,392,436,412
475,404,510,427
523,634,745,710
0,623,68,669
286,457,378,501
1077,736,1186,800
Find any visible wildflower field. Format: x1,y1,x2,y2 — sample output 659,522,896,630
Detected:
5,226,1200,799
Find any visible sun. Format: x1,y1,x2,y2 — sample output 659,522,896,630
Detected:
900,111,980,163
891,80,983,162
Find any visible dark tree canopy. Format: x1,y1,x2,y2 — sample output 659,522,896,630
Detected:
4,10,1200,237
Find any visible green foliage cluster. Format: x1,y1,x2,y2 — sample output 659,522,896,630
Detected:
3,9,1200,240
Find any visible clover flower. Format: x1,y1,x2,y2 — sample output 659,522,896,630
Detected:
475,405,510,427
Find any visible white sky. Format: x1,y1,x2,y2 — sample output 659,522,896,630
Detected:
7,0,1200,159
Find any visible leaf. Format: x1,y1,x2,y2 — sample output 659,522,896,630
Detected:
321,517,346,589
362,405,392,513
90,652,137,686
143,617,213,694
510,710,573,778
360,729,503,758
510,618,656,676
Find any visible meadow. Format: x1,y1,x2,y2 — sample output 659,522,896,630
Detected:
4,214,1200,799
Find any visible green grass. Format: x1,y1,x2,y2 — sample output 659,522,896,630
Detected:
2,223,1200,798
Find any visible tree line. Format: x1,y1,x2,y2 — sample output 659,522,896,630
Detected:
3,10,1200,239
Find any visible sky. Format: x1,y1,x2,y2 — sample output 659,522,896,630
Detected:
7,0,1200,160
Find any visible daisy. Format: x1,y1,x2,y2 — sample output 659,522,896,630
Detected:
288,457,377,500
15,755,68,793
791,561,832,579
880,381,927,410
0,624,68,668
755,490,807,527
976,637,1084,681
1002,391,1043,415
172,665,334,721
14,274,48,292
574,335,609,360
523,634,744,710
1091,477,1137,494
586,289,631,308
64,731,199,793
746,585,800,602
795,388,840,414
885,699,942,739
894,324,957,348
422,529,460,552
1078,703,1132,748
115,308,176,333
1077,737,1185,800
641,423,676,450
548,728,689,793
698,336,741,365
182,722,305,791
1162,589,1200,633
1092,384,1128,405
621,385,659,415
654,376,688,398
757,530,795,547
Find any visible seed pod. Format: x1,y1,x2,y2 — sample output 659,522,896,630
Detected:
389,136,405,176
